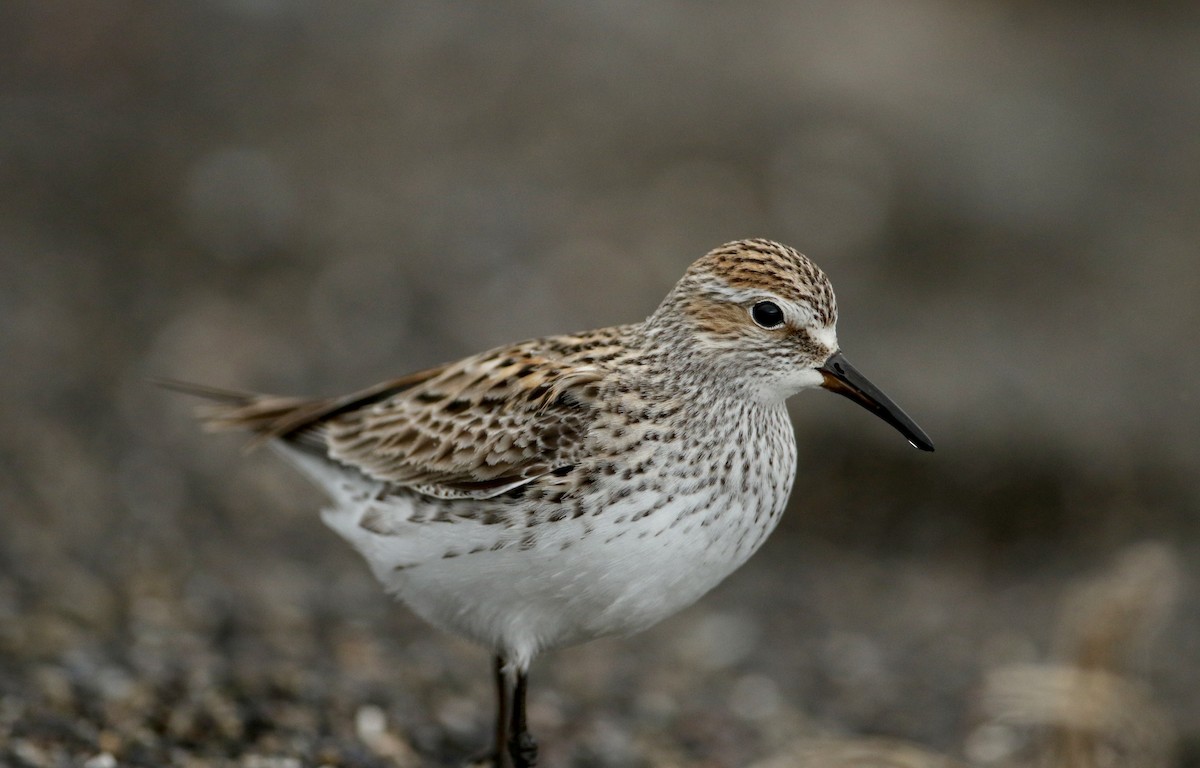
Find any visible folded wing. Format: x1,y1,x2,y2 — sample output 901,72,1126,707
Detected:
160,343,606,500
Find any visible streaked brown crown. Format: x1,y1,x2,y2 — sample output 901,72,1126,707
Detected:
645,239,839,353
685,239,837,326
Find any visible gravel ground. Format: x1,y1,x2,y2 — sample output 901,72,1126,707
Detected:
3,454,1196,767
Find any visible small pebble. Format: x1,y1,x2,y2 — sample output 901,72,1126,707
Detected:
83,754,117,768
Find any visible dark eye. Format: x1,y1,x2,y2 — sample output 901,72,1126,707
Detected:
750,301,785,329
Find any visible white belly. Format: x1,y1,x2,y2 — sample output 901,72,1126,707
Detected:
323,482,787,670
284,406,798,670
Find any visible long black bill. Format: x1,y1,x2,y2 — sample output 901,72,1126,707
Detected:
818,351,934,452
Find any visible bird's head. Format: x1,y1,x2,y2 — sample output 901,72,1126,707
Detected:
648,239,933,452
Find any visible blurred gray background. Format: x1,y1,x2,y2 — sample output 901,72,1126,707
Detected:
2,3,1198,767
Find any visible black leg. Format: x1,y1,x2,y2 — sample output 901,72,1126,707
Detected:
466,657,509,767
493,655,509,765
507,667,537,767
470,657,538,768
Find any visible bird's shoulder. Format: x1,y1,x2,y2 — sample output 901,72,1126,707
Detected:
322,327,642,499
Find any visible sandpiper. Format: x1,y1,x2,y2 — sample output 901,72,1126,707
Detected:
163,239,933,767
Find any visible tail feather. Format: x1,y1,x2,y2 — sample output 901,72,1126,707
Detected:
152,377,333,448
156,366,441,452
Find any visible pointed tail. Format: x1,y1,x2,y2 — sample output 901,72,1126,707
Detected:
152,378,333,447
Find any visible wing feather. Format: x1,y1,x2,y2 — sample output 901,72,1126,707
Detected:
161,340,608,500
325,346,605,498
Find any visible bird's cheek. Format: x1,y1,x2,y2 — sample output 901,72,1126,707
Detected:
786,334,829,366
